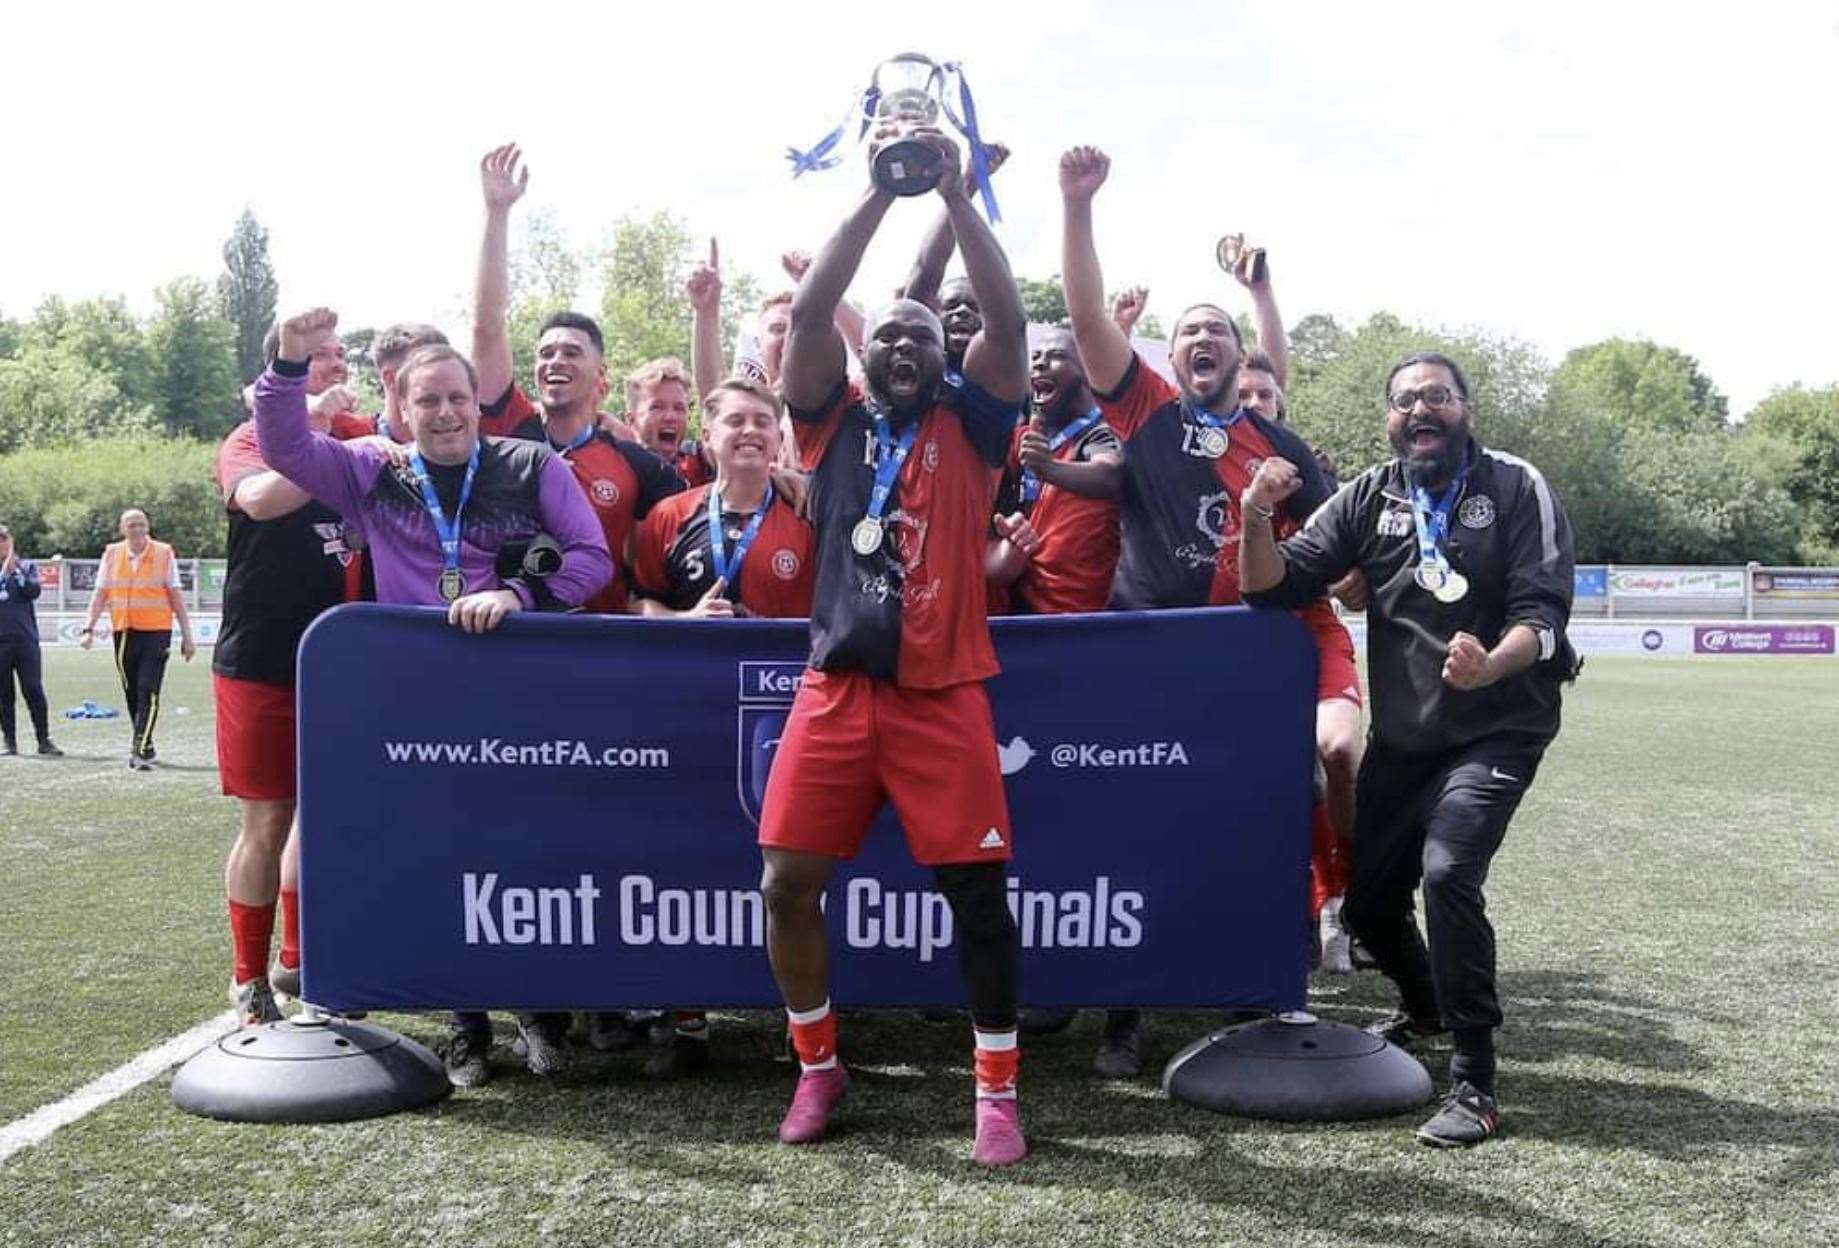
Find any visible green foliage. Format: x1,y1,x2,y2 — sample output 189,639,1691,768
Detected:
1550,338,1728,435
1744,384,1839,559
0,323,159,455
145,278,242,439
1017,275,1068,326
0,436,222,558
339,327,384,414
216,209,278,384
598,211,696,388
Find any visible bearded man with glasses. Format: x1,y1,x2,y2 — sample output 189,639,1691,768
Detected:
1237,351,1580,1148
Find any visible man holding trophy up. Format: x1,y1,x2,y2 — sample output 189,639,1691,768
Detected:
759,72,1031,1166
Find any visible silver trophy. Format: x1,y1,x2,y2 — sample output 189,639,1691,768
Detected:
866,54,957,196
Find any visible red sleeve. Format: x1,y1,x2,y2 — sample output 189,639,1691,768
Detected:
1094,352,1178,441
632,496,684,599
788,381,856,471
480,384,539,438
216,422,268,507
329,411,375,441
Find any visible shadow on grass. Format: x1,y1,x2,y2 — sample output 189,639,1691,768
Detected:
379,1009,1693,1248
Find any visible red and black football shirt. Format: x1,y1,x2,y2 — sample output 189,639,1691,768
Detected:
1098,353,1330,609
632,484,814,618
992,415,1122,615
484,385,686,613
791,374,1018,689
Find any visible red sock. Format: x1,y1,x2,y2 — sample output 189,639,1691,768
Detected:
278,888,300,970
1307,800,1346,919
974,1030,1019,1099
786,1002,838,1070
228,900,276,985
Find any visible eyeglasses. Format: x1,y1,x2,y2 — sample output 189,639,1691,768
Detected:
1389,384,1460,412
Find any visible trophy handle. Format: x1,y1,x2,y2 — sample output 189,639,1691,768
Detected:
869,52,946,120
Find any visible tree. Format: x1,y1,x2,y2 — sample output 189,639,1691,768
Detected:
1017,275,1068,326
1744,384,1839,559
0,297,159,453
1549,338,1727,436
597,211,701,387
145,278,241,438
339,327,383,413
217,209,278,384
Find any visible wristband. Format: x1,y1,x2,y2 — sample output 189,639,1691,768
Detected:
1244,499,1275,520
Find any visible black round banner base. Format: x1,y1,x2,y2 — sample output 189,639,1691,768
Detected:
172,1014,450,1123
1161,1012,1433,1121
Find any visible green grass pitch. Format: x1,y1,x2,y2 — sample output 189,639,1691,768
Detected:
1,649,1835,1247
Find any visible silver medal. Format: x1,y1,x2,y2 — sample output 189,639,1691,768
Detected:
1198,427,1228,458
851,516,885,557
1414,564,1448,594
438,568,465,602
1433,571,1469,604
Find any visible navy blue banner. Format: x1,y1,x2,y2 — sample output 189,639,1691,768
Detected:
296,606,1317,1012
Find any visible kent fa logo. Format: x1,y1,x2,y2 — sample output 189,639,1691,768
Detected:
1458,495,1495,529
736,661,805,824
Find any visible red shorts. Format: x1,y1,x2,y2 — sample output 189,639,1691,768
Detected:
1303,606,1363,708
758,669,1012,866
213,672,296,801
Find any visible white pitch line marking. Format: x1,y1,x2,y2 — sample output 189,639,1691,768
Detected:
0,1011,235,1164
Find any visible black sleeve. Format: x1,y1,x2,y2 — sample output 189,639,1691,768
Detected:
944,372,1022,468
1499,460,1577,669
1076,423,1123,461
618,439,688,520
1242,478,1367,610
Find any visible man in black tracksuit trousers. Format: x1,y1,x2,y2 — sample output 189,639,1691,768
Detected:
1238,351,1578,1148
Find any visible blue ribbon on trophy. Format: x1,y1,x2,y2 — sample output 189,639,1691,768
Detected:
785,53,1002,223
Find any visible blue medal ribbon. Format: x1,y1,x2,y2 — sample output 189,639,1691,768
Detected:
946,62,1001,223
1408,466,1468,581
552,422,594,454
1180,398,1245,431
708,483,775,587
866,414,919,529
408,444,479,595
1020,407,1102,505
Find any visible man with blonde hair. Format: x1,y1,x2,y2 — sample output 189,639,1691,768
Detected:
80,509,197,770
626,357,711,487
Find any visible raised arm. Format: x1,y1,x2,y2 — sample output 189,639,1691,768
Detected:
942,142,1026,405
782,188,895,413
254,309,381,519
1231,248,1288,388
784,249,868,357
472,143,529,406
233,472,315,522
1059,147,1133,395
898,143,1009,310
688,238,725,402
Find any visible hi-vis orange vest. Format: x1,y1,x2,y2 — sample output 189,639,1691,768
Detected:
103,539,175,632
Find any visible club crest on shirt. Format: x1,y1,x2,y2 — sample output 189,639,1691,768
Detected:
1458,495,1496,529
590,479,621,509
887,507,928,571
771,548,801,580
312,521,357,567
923,440,940,472
1195,489,1234,550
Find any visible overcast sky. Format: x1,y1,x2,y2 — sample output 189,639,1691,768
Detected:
3,1,1834,414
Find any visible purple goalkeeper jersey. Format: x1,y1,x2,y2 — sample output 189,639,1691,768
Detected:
254,368,611,610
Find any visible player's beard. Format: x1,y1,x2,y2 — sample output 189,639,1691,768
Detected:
1397,425,1472,490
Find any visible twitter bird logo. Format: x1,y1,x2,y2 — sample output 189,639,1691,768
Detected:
996,736,1036,776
